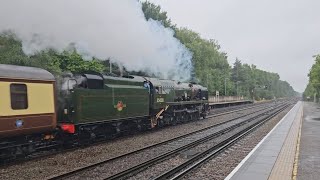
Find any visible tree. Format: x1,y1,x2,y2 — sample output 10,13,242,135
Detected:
175,28,231,94
304,55,320,101
0,31,30,66
142,1,174,28
0,33,105,75
0,1,297,100
141,1,297,99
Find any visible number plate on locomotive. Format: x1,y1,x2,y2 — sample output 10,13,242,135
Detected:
157,98,164,103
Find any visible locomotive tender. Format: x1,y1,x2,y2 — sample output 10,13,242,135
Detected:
0,64,209,158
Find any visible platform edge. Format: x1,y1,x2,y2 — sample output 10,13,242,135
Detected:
224,101,300,180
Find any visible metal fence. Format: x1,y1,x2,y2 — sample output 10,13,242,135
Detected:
208,96,247,103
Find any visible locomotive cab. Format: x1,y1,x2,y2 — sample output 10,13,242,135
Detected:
57,73,150,138
143,77,167,110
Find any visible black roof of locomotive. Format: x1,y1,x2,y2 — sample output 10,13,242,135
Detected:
0,64,55,81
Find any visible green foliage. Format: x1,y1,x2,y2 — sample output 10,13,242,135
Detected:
303,83,315,101
141,1,234,95
0,32,105,75
0,2,297,100
304,55,320,101
230,59,296,99
174,28,231,94
56,50,105,73
142,1,174,28
0,31,31,66
141,1,296,99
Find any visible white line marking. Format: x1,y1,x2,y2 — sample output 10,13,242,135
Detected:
225,101,301,180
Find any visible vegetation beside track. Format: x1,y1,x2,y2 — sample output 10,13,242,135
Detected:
0,2,296,100
304,55,320,101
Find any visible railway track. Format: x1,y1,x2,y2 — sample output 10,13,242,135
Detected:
153,102,291,180
207,101,269,118
48,100,292,180
210,102,258,114
0,101,269,167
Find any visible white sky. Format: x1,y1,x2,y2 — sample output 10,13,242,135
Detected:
147,0,320,92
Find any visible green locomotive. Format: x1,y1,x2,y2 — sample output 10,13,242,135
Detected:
58,72,209,140
0,64,209,159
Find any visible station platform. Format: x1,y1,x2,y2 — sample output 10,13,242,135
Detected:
297,102,320,179
209,100,252,108
225,101,303,180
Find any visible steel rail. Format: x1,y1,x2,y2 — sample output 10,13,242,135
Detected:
206,101,271,118
48,101,290,180
0,103,268,167
2,103,267,168
154,103,291,180
1,101,268,166
105,102,291,180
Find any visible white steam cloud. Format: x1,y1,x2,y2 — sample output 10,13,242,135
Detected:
0,0,192,80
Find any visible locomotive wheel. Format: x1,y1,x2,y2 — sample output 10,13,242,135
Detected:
181,114,184,122
172,116,178,125
196,113,201,120
158,119,164,128
187,113,192,121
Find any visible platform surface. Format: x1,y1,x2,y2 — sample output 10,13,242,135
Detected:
297,102,320,180
225,101,303,180
209,100,252,106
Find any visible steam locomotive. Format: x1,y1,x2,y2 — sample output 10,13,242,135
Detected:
0,64,209,159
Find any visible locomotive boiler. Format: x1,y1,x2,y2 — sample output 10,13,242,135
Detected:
0,64,209,159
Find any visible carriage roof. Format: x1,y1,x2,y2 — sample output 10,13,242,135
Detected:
0,64,55,81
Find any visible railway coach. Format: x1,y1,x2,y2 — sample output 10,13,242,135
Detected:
0,64,56,158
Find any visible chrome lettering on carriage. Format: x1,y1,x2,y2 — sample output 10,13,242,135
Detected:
157,98,164,103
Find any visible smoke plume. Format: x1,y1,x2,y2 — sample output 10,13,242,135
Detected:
0,0,192,80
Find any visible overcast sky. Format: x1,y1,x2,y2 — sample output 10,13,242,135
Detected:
148,0,320,92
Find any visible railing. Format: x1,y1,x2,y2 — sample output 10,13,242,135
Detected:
208,96,247,103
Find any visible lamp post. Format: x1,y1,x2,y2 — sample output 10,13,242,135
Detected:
252,88,255,102
224,78,227,96
310,82,320,102
236,81,240,97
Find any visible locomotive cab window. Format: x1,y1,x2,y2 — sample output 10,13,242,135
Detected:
10,84,28,110
155,86,165,94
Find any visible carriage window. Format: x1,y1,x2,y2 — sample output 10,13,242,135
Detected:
10,84,28,110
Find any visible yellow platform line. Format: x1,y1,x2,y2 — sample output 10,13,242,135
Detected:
292,102,303,180
269,103,303,180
